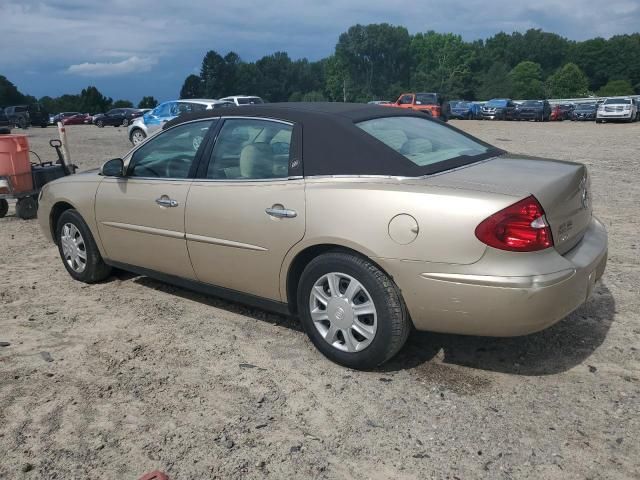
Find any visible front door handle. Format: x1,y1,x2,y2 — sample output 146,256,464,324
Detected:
265,206,297,218
155,195,179,208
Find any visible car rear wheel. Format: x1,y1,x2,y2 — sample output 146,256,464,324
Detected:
15,196,37,219
122,119,129,127
96,120,104,128
56,209,111,283
0,199,8,218
297,251,410,369
131,129,146,145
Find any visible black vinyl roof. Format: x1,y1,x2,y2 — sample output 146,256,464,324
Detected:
164,102,499,177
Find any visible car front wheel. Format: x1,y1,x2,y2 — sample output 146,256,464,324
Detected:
130,129,147,145
298,251,410,369
96,120,104,128
56,209,111,283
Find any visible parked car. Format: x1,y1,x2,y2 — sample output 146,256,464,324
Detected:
480,99,517,120
367,100,391,105
38,103,607,369
596,98,638,123
571,103,597,121
550,103,574,121
62,113,93,125
384,93,445,119
449,100,481,120
93,108,144,128
0,108,12,133
127,99,234,145
515,100,551,121
52,112,82,124
219,95,265,106
3,104,49,128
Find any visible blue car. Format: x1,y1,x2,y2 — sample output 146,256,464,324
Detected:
127,99,234,145
449,100,481,120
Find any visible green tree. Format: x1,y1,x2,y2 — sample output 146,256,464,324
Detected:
255,52,293,101
546,63,590,98
0,75,27,105
301,91,326,102
180,74,204,99
334,24,411,101
112,99,134,108
508,61,545,98
411,32,475,98
200,50,227,98
138,96,158,109
597,79,634,96
477,62,512,99
78,86,112,113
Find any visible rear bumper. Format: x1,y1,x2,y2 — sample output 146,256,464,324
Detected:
381,217,608,336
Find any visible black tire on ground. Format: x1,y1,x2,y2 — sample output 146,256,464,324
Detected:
41,123,47,128
15,196,37,219
0,199,8,218
122,119,129,127
297,251,411,370
96,120,104,128
56,209,112,283
18,117,28,129
596,119,602,124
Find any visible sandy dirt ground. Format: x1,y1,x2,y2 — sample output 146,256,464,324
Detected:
0,120,638,479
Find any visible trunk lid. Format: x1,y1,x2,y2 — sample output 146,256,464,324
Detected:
420,155,592,254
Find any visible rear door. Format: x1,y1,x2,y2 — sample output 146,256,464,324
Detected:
95,119,216,278
185,117,305,301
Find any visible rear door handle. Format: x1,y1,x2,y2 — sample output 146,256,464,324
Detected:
155,196,179,208
265,206,297,218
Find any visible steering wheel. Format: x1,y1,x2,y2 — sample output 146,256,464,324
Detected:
164,156,192,178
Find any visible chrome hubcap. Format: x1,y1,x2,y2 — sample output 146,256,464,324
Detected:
132,131,145,144
309,272,377,352
60,223,87,273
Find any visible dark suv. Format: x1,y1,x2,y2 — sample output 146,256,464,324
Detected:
480,99,517,120
515,100,551,121
3,104,49,128
0,108,12,133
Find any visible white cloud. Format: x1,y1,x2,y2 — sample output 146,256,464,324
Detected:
66,56,158,77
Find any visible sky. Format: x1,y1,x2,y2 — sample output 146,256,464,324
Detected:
2,0,639,104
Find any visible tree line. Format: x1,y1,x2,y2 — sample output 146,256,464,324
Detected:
2,25,640,112
181,25,640,102
0,77,158,113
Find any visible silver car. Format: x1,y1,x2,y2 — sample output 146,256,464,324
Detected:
127,99,234,145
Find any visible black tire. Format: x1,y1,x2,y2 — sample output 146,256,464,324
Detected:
56,209,111,283
15,196,37,219
596,119,602,124
122,119,129,127
297,251,410,369
17,117,28,129
96,120,104,128
0,199,8,218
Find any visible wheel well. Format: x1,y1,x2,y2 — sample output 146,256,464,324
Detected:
286,244,383,314
49,201,74,243
129,127,144,141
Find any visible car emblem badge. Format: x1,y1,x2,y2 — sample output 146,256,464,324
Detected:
580,177,589,209
335,307,345,321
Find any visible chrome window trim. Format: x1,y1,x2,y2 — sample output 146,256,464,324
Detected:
191,176,303,184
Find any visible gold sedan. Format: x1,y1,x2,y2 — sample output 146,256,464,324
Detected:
38,103,608,369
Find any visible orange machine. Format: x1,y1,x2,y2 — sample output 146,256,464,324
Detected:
0,134,34,194
0,135,74,219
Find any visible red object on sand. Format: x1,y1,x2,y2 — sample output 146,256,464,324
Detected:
138,471,169,480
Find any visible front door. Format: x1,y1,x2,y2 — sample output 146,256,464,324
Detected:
95,119,216,279
185,118,305,301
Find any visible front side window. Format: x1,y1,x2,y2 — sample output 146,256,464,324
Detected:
357,116,490,167
128,120,214,178
153,103,173,118
206,119,292,180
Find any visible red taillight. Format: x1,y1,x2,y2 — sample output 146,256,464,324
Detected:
475,196,553,252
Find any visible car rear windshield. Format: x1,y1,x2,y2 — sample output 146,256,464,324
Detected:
604,98,631,105
357,116,491,167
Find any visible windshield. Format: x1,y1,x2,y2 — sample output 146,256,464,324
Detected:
604,98,631,105
486,99,507,107
576,104,596,110
357,116,491,167
237,97,264,105
415,93,438,105
451,101,470,108
522,100,542,106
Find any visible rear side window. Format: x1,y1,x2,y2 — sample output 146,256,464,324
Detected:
357,116,489,167
398,95,413,105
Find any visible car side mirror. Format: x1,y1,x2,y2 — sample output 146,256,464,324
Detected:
101,158,125,177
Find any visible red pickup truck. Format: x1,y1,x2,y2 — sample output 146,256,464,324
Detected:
384,92,444,119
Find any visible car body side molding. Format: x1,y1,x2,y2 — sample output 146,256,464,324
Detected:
185,233,268,251
100,221,184,240
106,260,292,316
